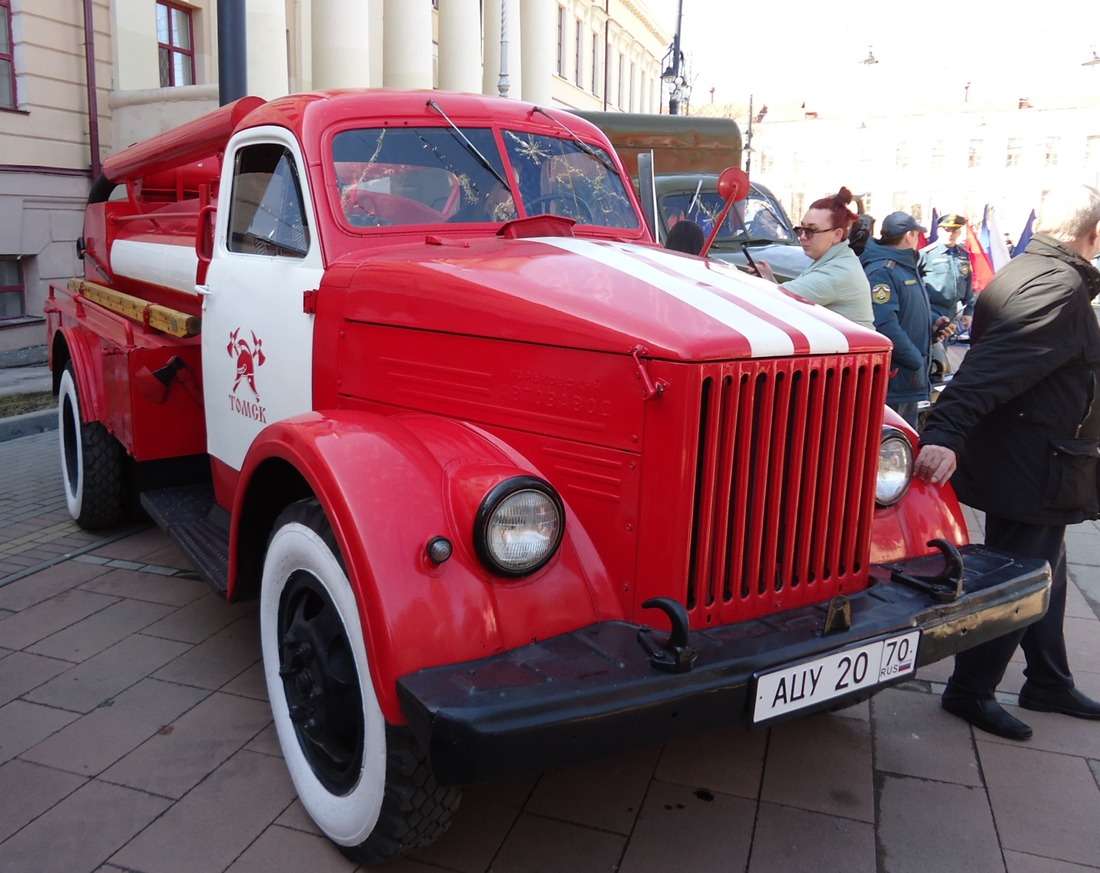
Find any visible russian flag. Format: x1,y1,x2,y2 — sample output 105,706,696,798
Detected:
966,221,995,292
1013,210,1035,257
984,206,1011,271
928,208,940,244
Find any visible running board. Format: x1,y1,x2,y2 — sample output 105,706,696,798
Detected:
141,484,230,596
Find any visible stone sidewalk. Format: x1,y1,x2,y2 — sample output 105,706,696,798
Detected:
0,430,1098,872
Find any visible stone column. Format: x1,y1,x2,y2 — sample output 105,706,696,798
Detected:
519,0,553,105
312,0,375,88
382,0,433,89
246,0,290,99
438,0,482,94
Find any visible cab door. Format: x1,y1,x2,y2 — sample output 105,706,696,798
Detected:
200,128,323,473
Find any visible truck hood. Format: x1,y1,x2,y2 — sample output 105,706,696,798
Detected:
335,236,886,361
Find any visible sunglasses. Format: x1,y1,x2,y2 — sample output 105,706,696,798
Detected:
793,226,838,238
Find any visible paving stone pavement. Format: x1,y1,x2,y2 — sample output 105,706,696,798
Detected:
0,430,1098,873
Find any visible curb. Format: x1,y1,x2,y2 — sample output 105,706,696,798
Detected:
0,408,58,443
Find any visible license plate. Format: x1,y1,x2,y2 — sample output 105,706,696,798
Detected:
752,630,920,724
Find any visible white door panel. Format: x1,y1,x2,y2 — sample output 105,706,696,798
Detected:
201,129,323,472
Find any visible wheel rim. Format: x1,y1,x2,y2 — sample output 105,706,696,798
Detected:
277,567,365,796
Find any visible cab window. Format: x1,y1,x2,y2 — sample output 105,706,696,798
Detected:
228,144,311,257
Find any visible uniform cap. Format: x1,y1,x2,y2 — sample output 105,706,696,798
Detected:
881,211,927,236
938,213,966,228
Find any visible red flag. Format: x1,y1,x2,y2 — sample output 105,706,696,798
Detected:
966,221,995,292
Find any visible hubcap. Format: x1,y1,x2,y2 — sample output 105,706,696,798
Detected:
278,569,365,795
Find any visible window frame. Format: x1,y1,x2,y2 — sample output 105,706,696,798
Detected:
0,256,26,322
156,1,196,88
0,0,16,110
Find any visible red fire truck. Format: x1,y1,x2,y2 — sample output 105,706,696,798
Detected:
46,90,1049,863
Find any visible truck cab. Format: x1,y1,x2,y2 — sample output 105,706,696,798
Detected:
46,90,1049,865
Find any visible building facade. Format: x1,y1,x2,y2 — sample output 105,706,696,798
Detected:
0,0,669,353
701,89,1100,245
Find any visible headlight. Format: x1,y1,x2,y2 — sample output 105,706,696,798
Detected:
474,477,564,576
876,427,913,506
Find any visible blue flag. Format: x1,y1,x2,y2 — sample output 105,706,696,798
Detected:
928,208,940,244
1013,209,1035,257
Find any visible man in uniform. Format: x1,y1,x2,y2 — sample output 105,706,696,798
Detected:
860,211,948,428
921,213,975,331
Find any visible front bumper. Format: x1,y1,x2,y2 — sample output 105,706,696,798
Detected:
397,545,1049,786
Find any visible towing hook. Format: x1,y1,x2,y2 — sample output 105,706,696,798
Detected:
637,597,697,673
890,538,965,603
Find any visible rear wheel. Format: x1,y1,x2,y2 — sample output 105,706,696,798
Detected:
58,363,123,529
260,499,460,863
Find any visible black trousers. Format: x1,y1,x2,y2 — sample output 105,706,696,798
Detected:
946,514,1074,698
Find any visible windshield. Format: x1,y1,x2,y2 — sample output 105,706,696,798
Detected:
330,126,638,230
659,189,797,245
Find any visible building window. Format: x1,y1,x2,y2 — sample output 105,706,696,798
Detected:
895,145,908,170
574,19,582,86
1086,135,1100,166
617,54,624,108
931,140,946,169
629,61,635,111
967,140,982,168
157,2,195,87
591,32,599,95
1006,137,1021,167
556,6,565,76
0,0,15,109
1045,136,1060,166
0,258,25,320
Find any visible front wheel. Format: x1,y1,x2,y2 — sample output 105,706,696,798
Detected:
58,363,123,529
260,499,460,863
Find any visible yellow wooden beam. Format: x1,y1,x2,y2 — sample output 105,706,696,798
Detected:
68,278,201,338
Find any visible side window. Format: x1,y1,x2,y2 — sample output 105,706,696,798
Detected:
156,1,196,87
0,256,24,320
0,0,15,109
228,144,311,258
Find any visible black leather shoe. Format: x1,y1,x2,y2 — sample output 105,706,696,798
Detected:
1018,683,1100,719
941,693,1033,740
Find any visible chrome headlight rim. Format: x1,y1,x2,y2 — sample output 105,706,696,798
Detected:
876,426,914,507
473,476,565,578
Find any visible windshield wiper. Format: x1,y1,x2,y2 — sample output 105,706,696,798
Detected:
532,106,617,174
426,98,511,191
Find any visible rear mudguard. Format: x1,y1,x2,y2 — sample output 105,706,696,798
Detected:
231,410,620,723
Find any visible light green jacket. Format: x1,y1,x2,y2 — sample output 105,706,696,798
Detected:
782,241,875,330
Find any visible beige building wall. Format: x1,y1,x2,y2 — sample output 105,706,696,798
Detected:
0,0,669,353
0,0,111,351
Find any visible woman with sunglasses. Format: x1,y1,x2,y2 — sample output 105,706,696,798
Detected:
755,187,875,330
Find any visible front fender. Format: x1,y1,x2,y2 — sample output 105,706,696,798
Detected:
234,410,617,723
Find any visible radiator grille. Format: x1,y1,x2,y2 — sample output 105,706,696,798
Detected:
686,355,886,620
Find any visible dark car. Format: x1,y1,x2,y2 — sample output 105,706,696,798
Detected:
654,174,811,281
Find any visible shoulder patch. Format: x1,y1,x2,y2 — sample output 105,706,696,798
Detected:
883,259,897,270
872,284,891,304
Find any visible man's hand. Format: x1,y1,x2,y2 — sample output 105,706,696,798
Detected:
914,444,957,486
960,314,973,331
932,316,955,342
754,260,776,282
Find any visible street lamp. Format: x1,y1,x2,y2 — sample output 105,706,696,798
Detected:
1083,48,1100,67
662,0,685,114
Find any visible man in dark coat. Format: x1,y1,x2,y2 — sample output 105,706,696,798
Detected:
915,184,1100,740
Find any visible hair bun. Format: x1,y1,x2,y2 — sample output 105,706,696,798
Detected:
834,186,853,207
